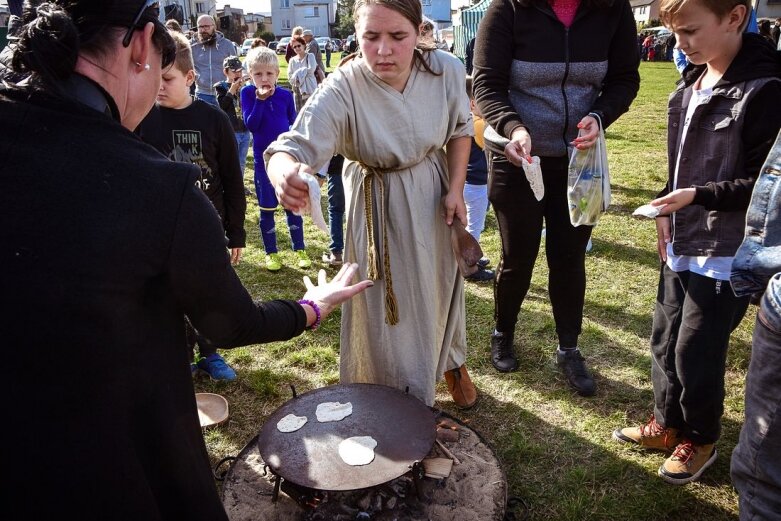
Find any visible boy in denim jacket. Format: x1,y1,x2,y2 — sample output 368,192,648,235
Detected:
612,0,781,485
730,130,781,520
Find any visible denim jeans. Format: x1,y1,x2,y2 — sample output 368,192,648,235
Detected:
463,182,488,242
730,278,781,520
195,92,218,107
326,172,345,254
235,130,251,176
730,130,781,520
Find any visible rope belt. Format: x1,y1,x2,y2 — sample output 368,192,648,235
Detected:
359,162,399,325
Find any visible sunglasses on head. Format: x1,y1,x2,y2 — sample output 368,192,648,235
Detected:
122,0,160,48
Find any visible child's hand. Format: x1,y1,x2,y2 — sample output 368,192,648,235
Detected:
230,247,243,266
256,85,275,100
655,216,670,263
651,188,696,215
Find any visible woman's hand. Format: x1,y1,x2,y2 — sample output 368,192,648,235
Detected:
572,115,599,150
230,247,243,266
302,263,374,323
268,153,312,213
443,190,467,227
651,188,696,216
655,216,671,262
504,126,532,167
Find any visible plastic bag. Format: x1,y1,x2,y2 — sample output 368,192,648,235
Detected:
567,115,611,226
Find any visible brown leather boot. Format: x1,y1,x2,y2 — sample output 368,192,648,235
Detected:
444,365,478,409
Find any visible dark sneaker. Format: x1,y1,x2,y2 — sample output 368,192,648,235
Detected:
197,353,237,381
477,257,491,269
659,441,717,485
465,266,495,283
490,332,518,372
191,362,199,378
556,348,596,396
613,415,682,452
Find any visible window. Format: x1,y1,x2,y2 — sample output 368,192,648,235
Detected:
421,0,431,5
306,6,320,17
280,0,290,8
195,2,205,13
282,19,291,29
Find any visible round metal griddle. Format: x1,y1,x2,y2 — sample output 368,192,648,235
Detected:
257,383,436,491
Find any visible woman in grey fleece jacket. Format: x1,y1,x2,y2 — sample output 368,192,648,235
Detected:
473,0,639,395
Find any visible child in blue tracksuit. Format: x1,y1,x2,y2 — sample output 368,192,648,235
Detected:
241,46,311,271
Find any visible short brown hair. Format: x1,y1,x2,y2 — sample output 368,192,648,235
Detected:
168,30,194,74
660,0,749,27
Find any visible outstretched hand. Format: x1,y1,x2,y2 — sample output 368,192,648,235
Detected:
650,188,696,216
302,263,374,322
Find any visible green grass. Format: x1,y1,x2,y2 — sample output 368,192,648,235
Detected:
197,61,750,520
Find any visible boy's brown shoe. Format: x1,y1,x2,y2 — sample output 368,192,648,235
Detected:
444,365,478,409
659,441,717,485
612,416,682,452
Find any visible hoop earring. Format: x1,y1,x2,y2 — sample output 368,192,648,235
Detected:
135,62,151,71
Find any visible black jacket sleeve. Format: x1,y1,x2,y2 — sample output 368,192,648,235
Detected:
214,110,247,248
472,0,525,140
169,179,306,346
590,0,641,129
691,81,781,210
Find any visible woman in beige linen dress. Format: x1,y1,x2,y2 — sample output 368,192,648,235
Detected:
265,0,477,407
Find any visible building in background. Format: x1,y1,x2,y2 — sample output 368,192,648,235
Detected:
270,0,336,38
245,12,272,37
630,0,659,25
158,0,217,30
753,0,781,18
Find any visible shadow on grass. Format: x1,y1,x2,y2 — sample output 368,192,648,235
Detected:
437,392,739,521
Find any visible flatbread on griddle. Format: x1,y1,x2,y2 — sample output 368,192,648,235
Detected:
338,436,377,466
316,401,353,422
276,414,308,433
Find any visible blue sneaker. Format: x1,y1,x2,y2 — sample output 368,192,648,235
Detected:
197,353,237,381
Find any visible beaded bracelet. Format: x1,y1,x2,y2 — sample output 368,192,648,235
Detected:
298,299,321,331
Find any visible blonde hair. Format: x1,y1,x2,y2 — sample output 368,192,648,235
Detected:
245,46,279,71
168,30,194,74
291,26,304,36
660,0,749,27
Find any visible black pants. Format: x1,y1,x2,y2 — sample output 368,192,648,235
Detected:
488,153,592,347
651,265,749,444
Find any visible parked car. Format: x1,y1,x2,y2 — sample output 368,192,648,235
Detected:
240,38,254,56
268,41,278,51
276,36,291,55
316,36,331,52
